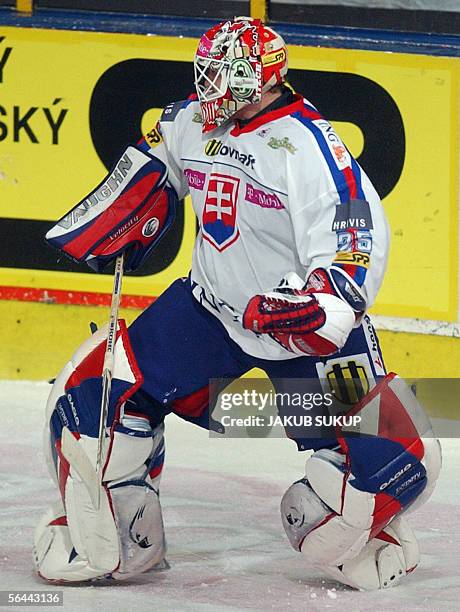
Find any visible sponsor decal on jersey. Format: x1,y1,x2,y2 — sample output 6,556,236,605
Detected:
245,183,285,210
267,136,297,155
316,353,376,404
202,173,240,251
191,279,239,321
312,119,351,170
144,122,163,149
334,251,370,268
204,139,256,169
256,127,271,138
332,143,348,165
332,199,374,231
184,168,206,191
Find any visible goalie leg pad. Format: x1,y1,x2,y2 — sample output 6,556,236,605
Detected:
281,374,441,588
325,515,420,590
43,320,144,490
36,323,166,582
34,421,166,582
281,478,368,566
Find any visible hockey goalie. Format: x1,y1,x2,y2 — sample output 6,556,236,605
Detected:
35,17,441,590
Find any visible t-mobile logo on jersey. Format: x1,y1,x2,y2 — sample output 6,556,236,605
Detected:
184,168,206,190
245,183,285,210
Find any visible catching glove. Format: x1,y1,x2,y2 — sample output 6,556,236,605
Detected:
243,269,358,356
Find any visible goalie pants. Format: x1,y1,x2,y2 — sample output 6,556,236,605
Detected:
128,277,386,452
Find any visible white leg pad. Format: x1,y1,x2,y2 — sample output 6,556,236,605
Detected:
65,474,119,576
108,478,165,579
34,501,109,582
325,515,420,591
34,420,166,582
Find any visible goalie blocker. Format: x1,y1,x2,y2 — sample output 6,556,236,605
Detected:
45,146,178,273
281,373,442,590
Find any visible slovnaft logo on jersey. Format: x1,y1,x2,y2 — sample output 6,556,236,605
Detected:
202,173,240,251
326,360,370,404
205,139,255,169
313,119,351,170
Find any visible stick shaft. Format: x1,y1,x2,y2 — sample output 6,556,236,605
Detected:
96,253,125,479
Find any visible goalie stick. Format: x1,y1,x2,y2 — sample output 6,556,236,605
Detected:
60,253,125,510
96,253,125,481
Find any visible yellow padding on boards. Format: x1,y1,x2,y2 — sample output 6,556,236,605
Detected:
0,300,458,419
0,300,139,380
16,0,33,13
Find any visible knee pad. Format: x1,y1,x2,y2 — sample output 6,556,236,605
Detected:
35,322,167,582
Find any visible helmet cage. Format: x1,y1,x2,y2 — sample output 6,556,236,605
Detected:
194,56,230,103
194,55,261,103
194,17,287,132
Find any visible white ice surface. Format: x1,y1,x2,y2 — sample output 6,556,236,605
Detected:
0,380,458,612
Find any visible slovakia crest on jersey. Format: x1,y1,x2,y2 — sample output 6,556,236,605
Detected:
202,173,240,251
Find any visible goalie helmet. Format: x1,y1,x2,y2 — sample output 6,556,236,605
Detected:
194,16,288,132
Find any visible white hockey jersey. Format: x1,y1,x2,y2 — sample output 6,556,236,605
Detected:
141,93,390,360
